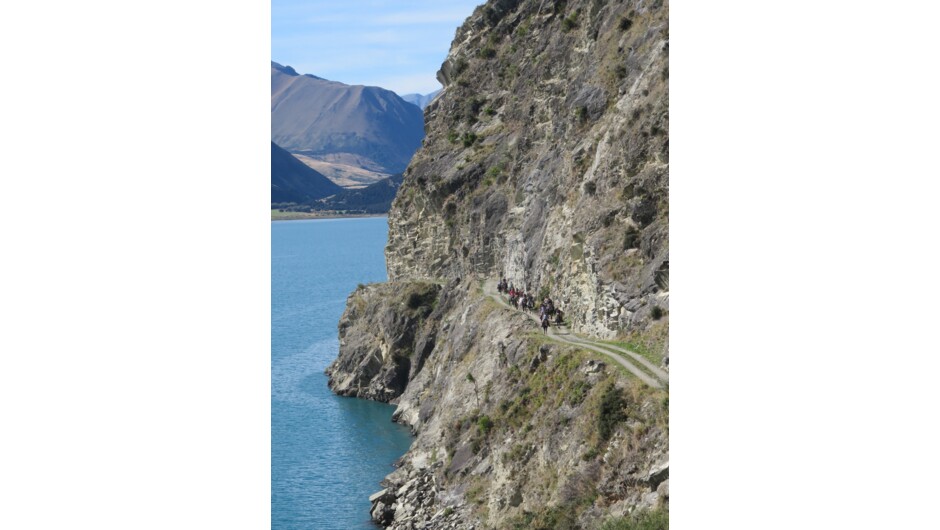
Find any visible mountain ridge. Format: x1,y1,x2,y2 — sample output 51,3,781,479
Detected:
400,90,442,110
270,141,342,203
271,62,424,176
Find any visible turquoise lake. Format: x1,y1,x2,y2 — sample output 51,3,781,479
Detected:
272,217,413,529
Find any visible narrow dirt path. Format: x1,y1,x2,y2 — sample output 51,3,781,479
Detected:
564,334,669,382
483,280,666,389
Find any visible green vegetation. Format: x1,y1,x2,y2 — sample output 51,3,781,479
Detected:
502,443,530,464
482,5,502,28
599,508,669,530
623,226,640,249
576,105,588,123
467,372,481,406
603,322,669,366
467,96,486,117
454,57,468,76
466,480,486,505
650,306,664,320
508,506,579,530
605,339,659,365
567,380,590,405
505,447,600,529
442,323,668,524
538,285,551,301
490,346,586,433
406,287,438,311
485,161,506,187
271,209,353,221
561,12,579,32
462,132,479,147
477,415,493,436
571,243,584,261
619,17,634,31
349,292,367,314
598,383,627,442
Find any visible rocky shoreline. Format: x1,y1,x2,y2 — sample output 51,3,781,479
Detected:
328,279,668,529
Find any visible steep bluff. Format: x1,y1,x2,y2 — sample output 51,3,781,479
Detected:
388,0,669,338
327,281,446,402
327,1,668,528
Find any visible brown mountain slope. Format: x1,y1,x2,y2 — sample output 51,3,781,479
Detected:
271,62,425,175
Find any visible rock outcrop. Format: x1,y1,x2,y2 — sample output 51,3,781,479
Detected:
338,282,668,529
327,1,669,528
387,0,669,337
327,281,446,403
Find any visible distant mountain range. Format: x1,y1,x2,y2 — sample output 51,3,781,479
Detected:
271,62,424,180
271,141,342,203
314,173,404,214
399,90,441,110
272,140,403,214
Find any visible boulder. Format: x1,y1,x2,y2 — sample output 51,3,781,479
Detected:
656,479,669,499
369,488,390,503
582,359,606,374
647,461,669,490
370,500,394,526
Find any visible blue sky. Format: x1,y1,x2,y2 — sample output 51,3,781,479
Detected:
272,0,483,95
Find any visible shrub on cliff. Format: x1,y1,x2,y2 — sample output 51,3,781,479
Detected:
477,415,493,436
623,226,640,249
406,292,424,309
598,383,627,442
405,284,438,311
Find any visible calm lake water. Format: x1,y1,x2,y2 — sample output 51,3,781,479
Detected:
272,217,413,530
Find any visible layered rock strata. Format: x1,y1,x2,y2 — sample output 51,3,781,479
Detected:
326,0,669,528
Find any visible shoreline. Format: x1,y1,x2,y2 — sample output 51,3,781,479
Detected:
271,212,388,221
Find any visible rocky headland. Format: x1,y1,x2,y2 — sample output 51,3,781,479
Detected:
326,0,669,528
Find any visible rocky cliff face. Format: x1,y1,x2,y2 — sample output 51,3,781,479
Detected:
327,1,669,528
327,281,446,403
387,0,669,338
